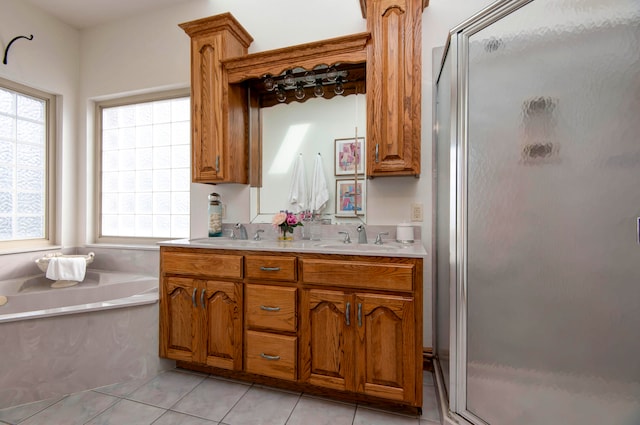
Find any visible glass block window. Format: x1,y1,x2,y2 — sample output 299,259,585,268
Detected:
99,94,190,240
0,85,49,242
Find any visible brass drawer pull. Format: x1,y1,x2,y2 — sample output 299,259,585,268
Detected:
260,353,280,361
260,305,281,312
260,266,281,272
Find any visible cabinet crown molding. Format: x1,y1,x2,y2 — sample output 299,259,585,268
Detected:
179,12,253,48
359,0,429,18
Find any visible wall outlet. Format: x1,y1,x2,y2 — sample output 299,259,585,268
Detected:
411,202,423,222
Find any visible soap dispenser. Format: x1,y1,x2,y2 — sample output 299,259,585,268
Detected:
208,193,223,237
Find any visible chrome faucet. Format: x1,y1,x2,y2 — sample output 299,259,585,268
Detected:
356,224,367,244
374,232,389,245
253,229,264,240
235,223,248,240
338,231,352,244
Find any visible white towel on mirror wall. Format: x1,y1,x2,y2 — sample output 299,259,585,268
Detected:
46,257,87,281
288,154,307,213
310,153,329,213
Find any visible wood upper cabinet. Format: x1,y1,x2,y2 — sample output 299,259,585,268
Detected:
179,14,253,183
366,0,422,177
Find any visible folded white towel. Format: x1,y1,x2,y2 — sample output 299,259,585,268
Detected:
310,153,329,213
46,257,87,282
288,154,307,213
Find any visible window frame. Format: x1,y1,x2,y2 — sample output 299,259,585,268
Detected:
94,88,191,245
0,77,57,252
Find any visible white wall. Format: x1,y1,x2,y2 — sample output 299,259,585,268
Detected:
0,0,80,248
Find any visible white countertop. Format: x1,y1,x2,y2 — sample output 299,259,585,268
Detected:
159,237,427,258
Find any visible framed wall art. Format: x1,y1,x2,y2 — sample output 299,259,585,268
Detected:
335,179,365,216
334,137,365,176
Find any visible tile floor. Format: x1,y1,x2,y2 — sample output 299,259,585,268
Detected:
0,368,441,425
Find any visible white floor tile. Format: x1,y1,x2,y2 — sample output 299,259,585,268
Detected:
20,391,118,425
286,396,356,425
126,370,205,409
85,399,165,425
171,377,250,421
221,386,299,425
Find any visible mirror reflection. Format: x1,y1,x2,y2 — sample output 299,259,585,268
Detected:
250,94,366,223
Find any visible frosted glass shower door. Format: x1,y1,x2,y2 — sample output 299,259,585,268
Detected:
460,1,640,424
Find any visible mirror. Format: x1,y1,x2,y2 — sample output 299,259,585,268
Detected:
250,93,367,223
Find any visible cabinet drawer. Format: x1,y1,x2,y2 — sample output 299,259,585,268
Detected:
246,284,297,332
301,259,414,292
162,250,243,279
245,330,296,381
245,255,297,282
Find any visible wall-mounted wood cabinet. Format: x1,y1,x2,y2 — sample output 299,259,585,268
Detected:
179,0,425,184
366,0,422,177
179,14,253,184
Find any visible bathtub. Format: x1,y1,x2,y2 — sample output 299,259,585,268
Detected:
0,269,174,409
0,270,157,323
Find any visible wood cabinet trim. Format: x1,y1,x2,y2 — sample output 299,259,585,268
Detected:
223,32,370,84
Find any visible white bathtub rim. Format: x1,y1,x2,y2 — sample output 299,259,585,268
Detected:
0,289,158,324
0,269,159,324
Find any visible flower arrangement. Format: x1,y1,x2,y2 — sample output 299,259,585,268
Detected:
272,210,303,240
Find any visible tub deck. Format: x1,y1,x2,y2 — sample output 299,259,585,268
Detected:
0,270,158,323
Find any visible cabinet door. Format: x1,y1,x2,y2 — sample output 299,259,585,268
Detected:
201,280,243,370
160,277,200,362
366,0,422,177
355,293,417,403
300,289,353,392
191,32,225,183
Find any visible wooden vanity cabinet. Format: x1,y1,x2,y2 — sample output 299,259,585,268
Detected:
160,248,244,370
179,14,253,184
159,247,423,412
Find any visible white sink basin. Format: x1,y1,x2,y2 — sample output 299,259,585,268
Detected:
313,243,400,252
189,238,266,246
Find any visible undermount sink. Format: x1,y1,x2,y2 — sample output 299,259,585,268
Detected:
313,243,400,252
189,238,265,246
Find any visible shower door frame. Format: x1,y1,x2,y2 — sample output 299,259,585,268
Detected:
443,1,536,424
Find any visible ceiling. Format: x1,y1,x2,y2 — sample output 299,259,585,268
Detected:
25,0,191,29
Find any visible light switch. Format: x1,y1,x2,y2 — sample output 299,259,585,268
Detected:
411,203,423,222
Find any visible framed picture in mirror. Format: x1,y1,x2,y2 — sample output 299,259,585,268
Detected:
336,179,365,216
334,137,365,176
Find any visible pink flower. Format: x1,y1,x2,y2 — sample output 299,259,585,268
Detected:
272,212,287,226
286,213,298,225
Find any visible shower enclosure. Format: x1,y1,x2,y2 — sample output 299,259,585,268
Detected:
433,0,640,424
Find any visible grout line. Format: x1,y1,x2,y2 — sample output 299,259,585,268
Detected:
283,392,303,425
218,381,254,424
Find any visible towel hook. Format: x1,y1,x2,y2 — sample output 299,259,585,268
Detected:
3,34,34,65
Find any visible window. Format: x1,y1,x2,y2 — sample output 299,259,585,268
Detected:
97,92,190,243
0,79,55,248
